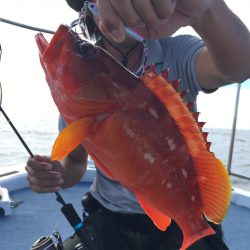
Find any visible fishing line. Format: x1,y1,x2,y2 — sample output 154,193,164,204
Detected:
0,17,55,34
79,1,149,73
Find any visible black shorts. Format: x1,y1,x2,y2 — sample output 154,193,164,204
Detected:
78,192,229,250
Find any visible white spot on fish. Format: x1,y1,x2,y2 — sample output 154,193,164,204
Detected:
166,137,176,151
124,125,135,138
191,196,196,202
149,108,158,119
181,168,188,179
139,102,147,109
127,129,135,138
167,183,173,189
120,91,129,98
144,153,156,164
161,158,169,165
112,82,119,88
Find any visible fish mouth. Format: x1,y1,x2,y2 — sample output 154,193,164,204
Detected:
37,25,77,64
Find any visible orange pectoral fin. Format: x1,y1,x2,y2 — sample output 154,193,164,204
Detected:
51,117,93,161
136,193,171,231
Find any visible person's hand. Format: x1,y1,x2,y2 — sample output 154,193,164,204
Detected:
97,0,214,42
25,155,64,193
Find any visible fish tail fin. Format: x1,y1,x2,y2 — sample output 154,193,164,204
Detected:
51,117,93,161
180,221,215,250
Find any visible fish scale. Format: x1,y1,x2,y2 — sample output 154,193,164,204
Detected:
36,24,232,250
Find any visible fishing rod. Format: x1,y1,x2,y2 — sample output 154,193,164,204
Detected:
0,89,97,250
0,46,99,250
0,87,98,250
0,68,65,205
0,17,55,34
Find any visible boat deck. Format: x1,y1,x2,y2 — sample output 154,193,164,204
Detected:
1,173,250,250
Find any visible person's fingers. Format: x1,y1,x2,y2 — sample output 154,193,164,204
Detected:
28,174,63,187
97,0,126,42
26,157,53,171
33,155,52,163
132,0,159,26
156,11,191,37
97,0,177,41
26,155,64,193
25,165,62,179
151,0,177,19
109,0,142,27
28,183,62,193
27,170,63,193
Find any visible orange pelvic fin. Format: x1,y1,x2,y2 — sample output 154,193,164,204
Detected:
142,70,232,225
51,117,93,161
136,193,171,231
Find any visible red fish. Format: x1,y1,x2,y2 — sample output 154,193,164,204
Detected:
36,25,232,249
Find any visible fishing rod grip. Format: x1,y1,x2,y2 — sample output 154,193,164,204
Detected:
61,203,100,250
61,203,83,229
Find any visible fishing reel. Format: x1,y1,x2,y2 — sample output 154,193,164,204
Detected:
31,230,90,250
31,231,64,250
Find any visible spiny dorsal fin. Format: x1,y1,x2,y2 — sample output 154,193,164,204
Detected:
206,142,212,151
172,79,180,91
180,90,187,99
149,64,156,74
161,68,169,80
187,102,194,111
141,70,232,225
193,112,200,122
202,132,209,141
198,122,206,129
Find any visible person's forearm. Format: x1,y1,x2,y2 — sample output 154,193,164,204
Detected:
60,156,87,188
192,0,250,83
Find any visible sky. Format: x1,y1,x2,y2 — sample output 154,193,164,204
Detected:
0,0,250,130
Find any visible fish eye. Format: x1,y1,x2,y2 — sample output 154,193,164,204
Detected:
78,41,96,57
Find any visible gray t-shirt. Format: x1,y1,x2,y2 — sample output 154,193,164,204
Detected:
59,35,205,214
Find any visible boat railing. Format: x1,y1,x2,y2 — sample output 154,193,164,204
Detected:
227,83,250,181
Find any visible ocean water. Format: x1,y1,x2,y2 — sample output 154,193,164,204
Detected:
0,118,58,167
0,115,249,189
